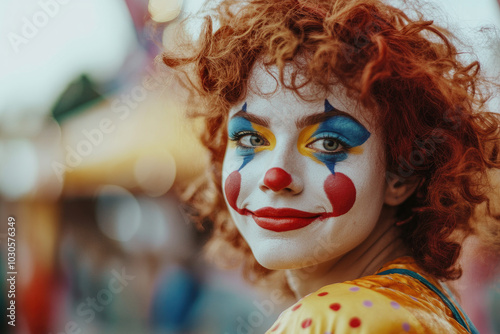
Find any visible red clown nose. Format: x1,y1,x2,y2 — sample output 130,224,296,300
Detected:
264,168,292,192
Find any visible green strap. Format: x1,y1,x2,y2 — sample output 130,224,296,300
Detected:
377,268,479,334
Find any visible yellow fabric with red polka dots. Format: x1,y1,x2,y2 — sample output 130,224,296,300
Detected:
266,257,471,333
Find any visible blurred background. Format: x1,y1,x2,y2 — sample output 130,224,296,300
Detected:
0,0,499,333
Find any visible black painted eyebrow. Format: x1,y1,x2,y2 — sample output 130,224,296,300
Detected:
295,107,361,129
230,110,271,128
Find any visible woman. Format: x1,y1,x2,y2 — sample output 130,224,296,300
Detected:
161,0,500,332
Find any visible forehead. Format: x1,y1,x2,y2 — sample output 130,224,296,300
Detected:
229,64,371,127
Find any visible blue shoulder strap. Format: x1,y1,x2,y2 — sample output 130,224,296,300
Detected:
377,268,479,334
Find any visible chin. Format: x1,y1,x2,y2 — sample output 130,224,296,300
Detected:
251,245,321,271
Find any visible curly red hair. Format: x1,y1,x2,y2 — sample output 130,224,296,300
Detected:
162,0,500,282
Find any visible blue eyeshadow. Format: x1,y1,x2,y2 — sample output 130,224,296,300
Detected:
313,116,371,148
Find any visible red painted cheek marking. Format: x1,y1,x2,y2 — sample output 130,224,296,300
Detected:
264,168,292,192
224,171,245,215
323,172,356,217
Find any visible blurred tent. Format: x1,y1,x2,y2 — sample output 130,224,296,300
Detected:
56,81,207,197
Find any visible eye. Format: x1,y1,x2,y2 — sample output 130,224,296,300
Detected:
307,138,345,154
238,134,269,148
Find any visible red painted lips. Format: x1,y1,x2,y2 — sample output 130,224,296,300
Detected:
250,207,322,232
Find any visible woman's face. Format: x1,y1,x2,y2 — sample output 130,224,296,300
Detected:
222,65,387,270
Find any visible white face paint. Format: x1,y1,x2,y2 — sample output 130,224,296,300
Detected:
222,64,387,270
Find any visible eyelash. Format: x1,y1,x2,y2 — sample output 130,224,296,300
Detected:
229,131,268,149
307,133,352,155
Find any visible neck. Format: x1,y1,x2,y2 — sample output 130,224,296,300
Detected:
285,205,410,299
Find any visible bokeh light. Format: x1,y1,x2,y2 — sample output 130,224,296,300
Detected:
0,139,38,200
149,0,184,22
95,185,142,242
133,150,176,197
